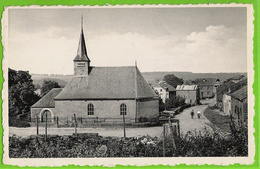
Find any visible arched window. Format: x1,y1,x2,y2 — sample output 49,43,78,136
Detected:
88,103,94,115
120,103,127,115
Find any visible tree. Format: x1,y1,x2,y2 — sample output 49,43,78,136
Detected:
165,96,186,110
159,98,165,112
41,79,61,97
8,68,40,117
163,74,184,88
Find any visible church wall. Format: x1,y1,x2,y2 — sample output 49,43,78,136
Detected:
137,99,159,118
55,100,136,120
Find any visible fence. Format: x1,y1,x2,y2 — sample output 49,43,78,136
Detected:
31,116,159,128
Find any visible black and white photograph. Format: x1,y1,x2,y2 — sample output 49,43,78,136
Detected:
2,4,254,166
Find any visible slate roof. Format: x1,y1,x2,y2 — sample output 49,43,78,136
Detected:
216,78,247,101
176,85,198,91
73,28,90,62
157,81,176,92
195,78,217,86
55,66,158,100
31,88,63,108
230,86,247,101
229,75,245,81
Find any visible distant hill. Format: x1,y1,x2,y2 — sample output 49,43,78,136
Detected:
31,74,73,88
31,72,247,88
142,72,247,83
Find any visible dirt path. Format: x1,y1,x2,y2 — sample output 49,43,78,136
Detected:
174,99,214,135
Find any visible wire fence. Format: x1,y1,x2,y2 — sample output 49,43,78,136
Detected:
31,116,159,128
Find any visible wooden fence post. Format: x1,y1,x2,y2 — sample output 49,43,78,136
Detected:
57,116,59,128
163,124,166,157
36,115,39,135
168,118,176,151
45,112,47,142
177,120,180,136
74,114,77,135
123,112,126,138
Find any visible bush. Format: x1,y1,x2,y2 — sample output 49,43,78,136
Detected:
9,127,248,158
9,116,31,127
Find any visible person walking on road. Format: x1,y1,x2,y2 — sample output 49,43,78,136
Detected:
197,111,201,119
190,109,194,119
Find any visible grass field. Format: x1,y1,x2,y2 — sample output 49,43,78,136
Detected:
203,107,231,133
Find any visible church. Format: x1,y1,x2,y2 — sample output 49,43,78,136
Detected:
31,19,159,123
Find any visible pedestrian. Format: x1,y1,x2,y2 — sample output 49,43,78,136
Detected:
197,111,201,119
190,109,194,119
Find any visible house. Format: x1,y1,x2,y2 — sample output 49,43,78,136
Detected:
153,81,176,103
230,86,248,126
194,78,220,99
216,78,247,110
175,85,199,105
31,19,159,123
227,75,246,84
223,93,232,116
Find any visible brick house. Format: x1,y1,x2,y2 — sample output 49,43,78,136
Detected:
31,19,159,123
175,85,200,105
153,81,176,103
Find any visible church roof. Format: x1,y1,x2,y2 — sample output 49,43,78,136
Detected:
31,88,63,108
55,66,158,100
73,18,90,62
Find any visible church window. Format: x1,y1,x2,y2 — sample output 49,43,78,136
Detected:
88,103,94,115
120,103,127,115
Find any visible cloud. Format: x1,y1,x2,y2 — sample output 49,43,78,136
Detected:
7,24,247,74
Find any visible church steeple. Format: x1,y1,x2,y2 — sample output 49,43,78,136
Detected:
74,16,91,75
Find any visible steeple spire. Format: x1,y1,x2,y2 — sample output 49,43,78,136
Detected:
73,15,90,62
73,16,91,76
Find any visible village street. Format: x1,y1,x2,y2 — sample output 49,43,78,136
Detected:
9,99,215,138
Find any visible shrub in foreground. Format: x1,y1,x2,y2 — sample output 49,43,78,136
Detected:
9,127,247,158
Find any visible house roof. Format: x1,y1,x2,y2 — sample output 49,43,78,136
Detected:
176,85,198,91
229,75,245,81
216,78,247,101
230,86,247,101
55,66,158,100
158,81,176,92
31,88,63,108
195,78,217,86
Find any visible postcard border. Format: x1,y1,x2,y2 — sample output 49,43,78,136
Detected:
0,1,259,169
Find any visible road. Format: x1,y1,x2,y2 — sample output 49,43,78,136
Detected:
9,99,215,138
174,99,214,135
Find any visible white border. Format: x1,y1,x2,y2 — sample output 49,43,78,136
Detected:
1,4,255,166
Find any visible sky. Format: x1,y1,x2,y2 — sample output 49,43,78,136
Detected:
7,6,247,74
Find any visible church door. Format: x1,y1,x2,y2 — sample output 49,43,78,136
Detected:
41,110,52,122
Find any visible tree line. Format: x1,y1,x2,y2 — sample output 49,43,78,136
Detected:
8,68,61,127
